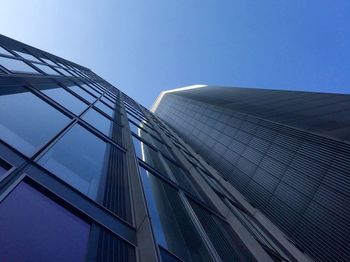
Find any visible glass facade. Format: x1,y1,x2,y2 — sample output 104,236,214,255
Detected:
154,86,350,262
0,34,315,262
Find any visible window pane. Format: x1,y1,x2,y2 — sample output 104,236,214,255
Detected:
38,124,108,199
132,136,169,176
40,57,57,66
34,63,60,75
0,182,89,261
0,56,39,74
14,50,42,63
95,101,114,118
68,85,96,103
0,86,70,156
101,96,115,108
55,67,73,77
139,167,213,262
0,46,14,56
39,85,88,115
82,108,112,136
81,84,101,97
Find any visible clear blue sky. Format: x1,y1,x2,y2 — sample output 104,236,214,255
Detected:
1,0,350,108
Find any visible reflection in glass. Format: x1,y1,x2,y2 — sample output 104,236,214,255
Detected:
0,56,39,74
101,96,115,108
0,86,70,156
139,167,213,262
132,136,168,176
68,85,96,103
82,108,112,136
0,46,14,56
40,85,88,115
95,101,114,118
40,57,57,66
33,63,60,75
38,124,108,199
55,67,73,77
81,84,101,97
14,50,42,63
0,182,89,261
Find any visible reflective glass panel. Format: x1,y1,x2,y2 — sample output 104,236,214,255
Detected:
82,108,112,136
40,57,57,66
34,63,60,75
0,86,70,156
0,182,89,261
39,85,88,115
139,167,213,262
95,101,114,118
38,124,108,199
55,67,73,77
68,85,96,103
81,84,101,97
0,46,13,56
14,50,42,63
132,136,168,176
0,56,39,74
101,96,115,108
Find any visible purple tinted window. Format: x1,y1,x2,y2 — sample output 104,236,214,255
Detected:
0,182,90,261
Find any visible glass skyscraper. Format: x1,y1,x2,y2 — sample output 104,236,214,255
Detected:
153,85,350,262
0,34,316,261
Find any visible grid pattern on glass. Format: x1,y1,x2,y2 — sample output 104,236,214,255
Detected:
14,50,42,63
0,182,90,261
55,67,73,77
101,97,115,108
81,84,101,97
94,101,114,118
68,85,96,103
82,108,112,137
0,56,39,74
38,124,108,199
40,57,57,66
33,63,60,75
38,85,88,115
0,86,70,156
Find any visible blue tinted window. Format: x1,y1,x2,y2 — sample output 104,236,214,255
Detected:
38,124,108,199
40,86,88,115
82,108,112,136
0,46,14,56
139,167,213,262
0,86,70,156
0,56,39,74
0,182,89,261
95,101,114,118
34,63,60,75
81,84,101,97
40,57,57,66
101,97,115,108
68,85,96,103
55,67,72,77
14,50,42,63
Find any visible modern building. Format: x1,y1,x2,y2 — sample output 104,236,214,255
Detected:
153,85,350,262
0,33,312,262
